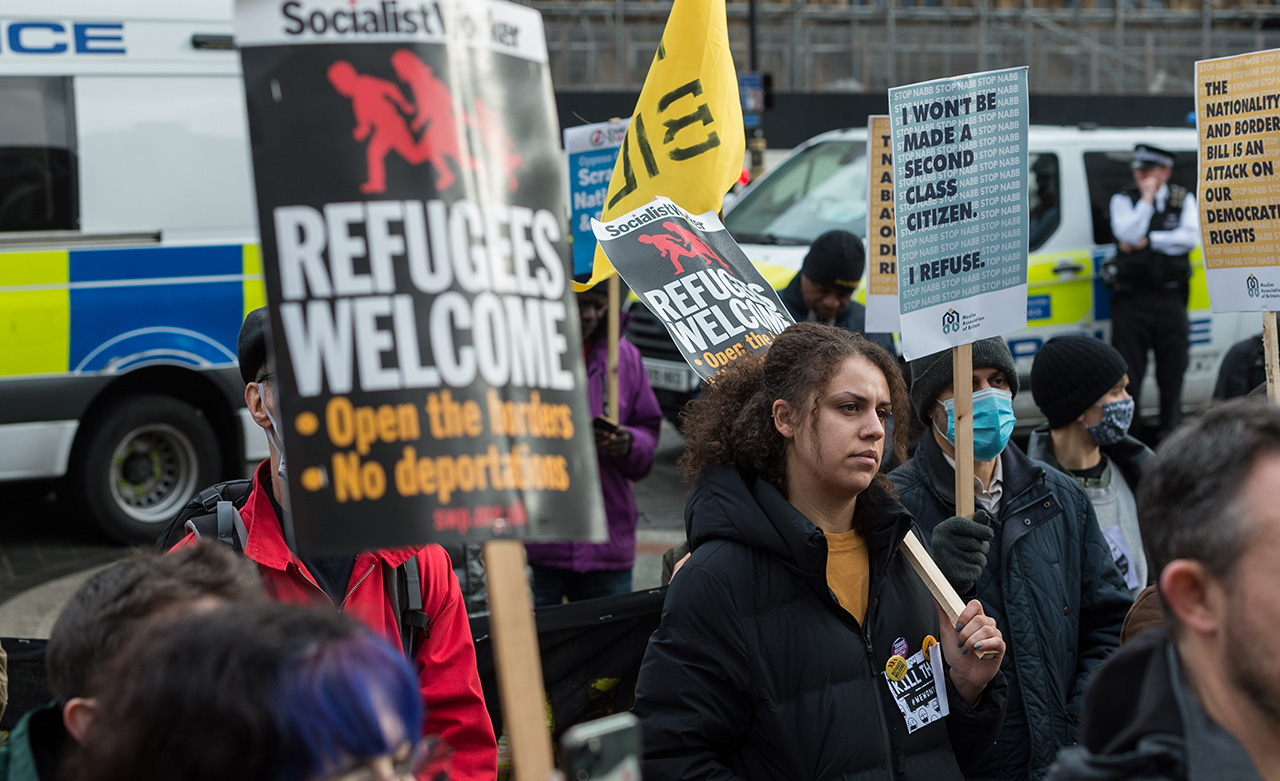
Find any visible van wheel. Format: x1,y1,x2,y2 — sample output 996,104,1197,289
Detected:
71,395,220,544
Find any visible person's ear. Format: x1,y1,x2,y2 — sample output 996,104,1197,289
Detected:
772,400,796,440
245,381,271,430
62,697,98,744
1160,559,1224,638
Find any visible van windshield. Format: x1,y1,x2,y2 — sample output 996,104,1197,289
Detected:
724,140,867,245
727,139,1063,252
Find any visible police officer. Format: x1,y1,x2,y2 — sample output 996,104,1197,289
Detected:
1108,144,1200,440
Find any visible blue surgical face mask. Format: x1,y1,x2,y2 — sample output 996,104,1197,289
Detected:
257,380,287,480
935,387,1016,462
1085,397,1134,447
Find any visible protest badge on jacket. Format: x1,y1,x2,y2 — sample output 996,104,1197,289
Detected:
234,0,605,555
884,644,950,734
593,196,794,381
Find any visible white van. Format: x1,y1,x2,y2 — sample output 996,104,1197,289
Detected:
0,1,266,541
627,125,1257,429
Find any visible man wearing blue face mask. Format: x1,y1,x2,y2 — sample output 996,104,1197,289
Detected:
1028,335,1153,599
889,336,1131,781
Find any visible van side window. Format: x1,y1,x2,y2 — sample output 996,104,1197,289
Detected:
0,77,77,233
1084,150,1197,245
1029,153,1060,252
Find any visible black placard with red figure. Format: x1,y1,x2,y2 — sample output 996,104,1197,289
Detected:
593,197,794,380
235,0,605,555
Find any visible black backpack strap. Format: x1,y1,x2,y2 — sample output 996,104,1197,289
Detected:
185,501,246,554
158,479,253,551
385,557,433,660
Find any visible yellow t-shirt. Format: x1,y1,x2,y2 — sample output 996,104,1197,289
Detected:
826,528,870,624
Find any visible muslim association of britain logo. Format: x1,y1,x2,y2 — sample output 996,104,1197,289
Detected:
942,308,961,334
1248,273,1261,298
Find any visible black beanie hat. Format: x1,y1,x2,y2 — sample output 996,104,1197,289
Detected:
237,307,271,385
1031,334,1128,428
908,337,1019,424
802,230,864,292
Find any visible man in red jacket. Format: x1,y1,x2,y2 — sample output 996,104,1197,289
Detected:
173,308,497,781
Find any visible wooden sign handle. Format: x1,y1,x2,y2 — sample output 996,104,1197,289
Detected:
1265,311,1279,406
900,530,998,660
484,541,554,781
952,343,975,519
607,275,621,421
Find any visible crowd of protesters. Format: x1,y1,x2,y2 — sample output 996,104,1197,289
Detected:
9,198,1280,779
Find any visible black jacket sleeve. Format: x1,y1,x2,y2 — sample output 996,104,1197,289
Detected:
1069,498,1131,720
945,667,1008,773
632,552,753,781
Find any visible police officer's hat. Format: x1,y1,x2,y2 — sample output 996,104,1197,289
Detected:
1131,144,1175,170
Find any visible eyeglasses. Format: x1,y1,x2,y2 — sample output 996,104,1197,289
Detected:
327,738,452,781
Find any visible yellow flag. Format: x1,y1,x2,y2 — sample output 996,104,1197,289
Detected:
573,0,745,291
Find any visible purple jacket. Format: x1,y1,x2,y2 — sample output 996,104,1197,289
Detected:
525,330,662,571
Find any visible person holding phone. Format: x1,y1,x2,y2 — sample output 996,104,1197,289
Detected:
633,322,1007,780
524,279,663,606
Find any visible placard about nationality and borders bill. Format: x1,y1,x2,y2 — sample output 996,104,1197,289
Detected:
564,120,629,278
1196,49,1280,310
866,115,900,333
235,0,605,555
888,67,1030,360
593,197,794,380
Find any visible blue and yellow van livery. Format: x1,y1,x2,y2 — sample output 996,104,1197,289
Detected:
0,2,265,541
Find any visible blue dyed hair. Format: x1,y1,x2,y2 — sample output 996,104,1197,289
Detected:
70,602,425,781
275,631,423,780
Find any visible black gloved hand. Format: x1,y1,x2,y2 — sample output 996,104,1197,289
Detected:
930,514,995,594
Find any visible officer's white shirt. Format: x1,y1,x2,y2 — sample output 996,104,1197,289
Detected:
1109,184,1200,255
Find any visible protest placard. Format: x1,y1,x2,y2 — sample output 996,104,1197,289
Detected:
866,115,900,333
1195,50,1280,312
593,196,794,380
888,67,1030,361
234,0,605,556
565,121,630,279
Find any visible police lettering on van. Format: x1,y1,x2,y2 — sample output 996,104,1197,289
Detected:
0,22,123,55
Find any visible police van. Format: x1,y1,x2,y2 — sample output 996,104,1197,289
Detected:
627,124,1257,429
0,2,265,541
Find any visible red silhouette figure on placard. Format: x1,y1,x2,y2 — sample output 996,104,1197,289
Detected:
637,231,701,274
327,60,425,195
663,222,731,270
389,49,470,192
469,97,524,194
637,222,731,274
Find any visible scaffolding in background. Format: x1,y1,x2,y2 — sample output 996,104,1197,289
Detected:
526,0,1280,94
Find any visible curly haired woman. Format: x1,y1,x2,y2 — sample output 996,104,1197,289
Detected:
633,322,1008,781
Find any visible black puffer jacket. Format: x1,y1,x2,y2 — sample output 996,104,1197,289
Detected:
633,467,1007,781
889,436,1131,781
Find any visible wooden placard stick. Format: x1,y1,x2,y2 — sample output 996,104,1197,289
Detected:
607,275,621,420
900,530,998,660
483,540,553,781
952,343,975,519
1265,311,1280,406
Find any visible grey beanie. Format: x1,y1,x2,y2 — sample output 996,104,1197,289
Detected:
908,337,1019,423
